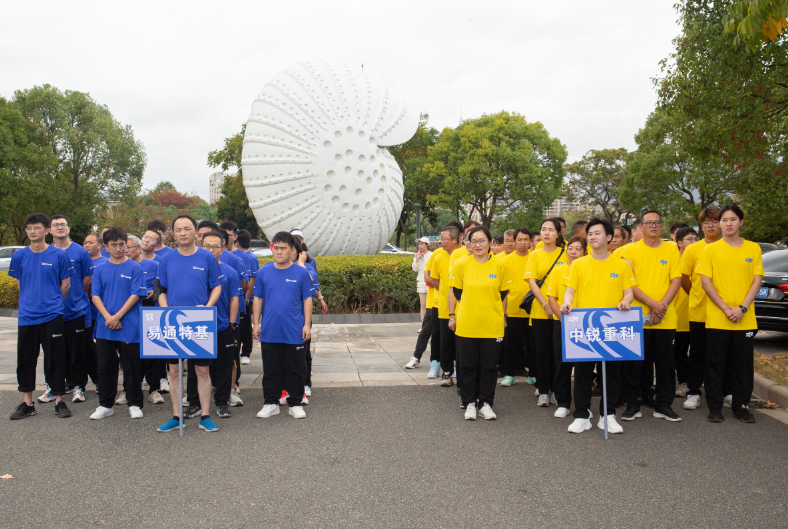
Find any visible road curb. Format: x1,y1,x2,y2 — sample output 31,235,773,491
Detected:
754,372,788,409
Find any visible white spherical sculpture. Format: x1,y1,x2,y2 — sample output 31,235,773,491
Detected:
241,60,420,255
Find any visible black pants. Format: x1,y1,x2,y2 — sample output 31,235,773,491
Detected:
85,325,98,385
687,321,707,396
457,336,501,407
525,320,535,375
142,358,165,393
413,308,432,360
188,326,235,407
532,318,555,394
63,315,87,389
429,307,441,363
503,317,528,376
705,329,755,412
552,320,573,409
304,338,312,387
233,324,242,385
622,328,676,407
439,317,456,374
262,342,306,407
96,339,143,408
17,316,67,395
240,300,253,357
574,361,621,419
674,331,690,385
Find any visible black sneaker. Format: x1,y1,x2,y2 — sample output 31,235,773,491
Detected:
64,384,74,393
733,408,756,423
620,403,642,421
641,396,658,408
184,405,202,419
54,401,72,418
216,405,232,418
653,405,682,422
707,410,724,423
10,402,36,420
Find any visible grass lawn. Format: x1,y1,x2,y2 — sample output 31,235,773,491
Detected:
754,353,788,387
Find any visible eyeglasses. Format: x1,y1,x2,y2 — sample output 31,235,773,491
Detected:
701,221,719,227
142,235,157,242
643,221,663,227
50,223,68,228
25,226,44,232
203,245,223,251
469,239,487,246
126,245,139,249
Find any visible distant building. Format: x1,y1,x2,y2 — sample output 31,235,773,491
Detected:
543,192,600,217
209,170,237,205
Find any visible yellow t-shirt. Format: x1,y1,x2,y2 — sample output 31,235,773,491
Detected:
424,249,442,309
535,240,566,250
620,240,682,330
430,250,452,319
697,239,763,331
611,243,631,260
492,251,508,262
567,254,637,309
680,239,712,322
449,247,470,273
524,247,566,321
503,251,531,318
546,261,573,316
452,255,511,339
675,285,689,332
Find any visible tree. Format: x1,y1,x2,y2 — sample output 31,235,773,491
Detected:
564,149,631,223
12,85,146,241
723,0,788,51
426,111,567,229
152,181,176,193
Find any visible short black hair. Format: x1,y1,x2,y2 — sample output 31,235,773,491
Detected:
441,225,460,243
197,220,219,231
271,231,295,248
572,220,588,233
103,227,128,245
236,229,251,249
618,225,631,238
642,210,661,220
555,217,567,227
631,217,642,230
586,217,614,240
219,220,238,233
462,220,481,233
144,229,162,244
216,228,230,245
24,213,49,228
699,207,720,223
171,215,197,231
50,214,67,224
514,227,531,240
201,231,224,246
446,220,464,233
670,222,689,234
718,204,744,221
675,227,698,243
147,219,167,234
493,235,504,245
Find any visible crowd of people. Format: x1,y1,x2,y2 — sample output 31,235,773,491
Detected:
7,203,763,436
407,206,762,432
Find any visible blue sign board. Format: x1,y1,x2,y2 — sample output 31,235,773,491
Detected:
140,307,217,359
561,307,644,362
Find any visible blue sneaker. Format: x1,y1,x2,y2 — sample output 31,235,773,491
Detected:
157,418,184,432
427,360,440,378
37,385,56,403
501,376,515,387
199,417,219,432
527,376,537,385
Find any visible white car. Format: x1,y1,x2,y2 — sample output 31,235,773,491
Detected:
378,243,413,255
251,247,273,258
0,246,24,271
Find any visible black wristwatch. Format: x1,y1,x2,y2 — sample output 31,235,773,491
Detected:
739,305,748,313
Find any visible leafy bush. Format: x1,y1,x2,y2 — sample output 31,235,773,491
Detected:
259,254,419,314
0,272,19,310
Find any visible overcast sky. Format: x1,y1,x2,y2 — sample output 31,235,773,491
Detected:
1,1,680,203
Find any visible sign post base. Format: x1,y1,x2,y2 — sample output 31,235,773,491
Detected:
602,360,608,440
179,359,184,437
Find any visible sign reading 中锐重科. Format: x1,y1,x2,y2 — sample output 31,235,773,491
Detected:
562,307,644,363
140,307,217,359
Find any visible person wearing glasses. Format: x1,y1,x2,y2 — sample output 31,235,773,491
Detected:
620,211,683,423
9,213,74,420
431,225,464,388
501,228,532,387
82,233,110,393
680,207,730,411
448,226,510,420
673,227,699,398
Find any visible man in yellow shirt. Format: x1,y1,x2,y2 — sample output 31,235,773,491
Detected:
560,218,635,434
503,230,515,255
430,225,462,387
673,227,699,397
501,228,531,386
620,210,683,422
611,218,643,259
698,204,762,423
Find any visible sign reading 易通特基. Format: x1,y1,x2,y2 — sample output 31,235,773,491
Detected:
140,307,217,359
561,307,644,363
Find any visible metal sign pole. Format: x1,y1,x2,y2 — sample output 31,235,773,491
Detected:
179,359,184,437
602,360,608,440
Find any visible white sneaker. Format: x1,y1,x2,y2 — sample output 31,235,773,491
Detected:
554,407,571,418
229,389,243,407
90,406,114,420
479,403,497,420
568,417,592,433
115,392,127,405
160,378,170,392
257,404,279,418
279,392,288,406
182,395,188,406
141,380,148,390
723,394,732,408
301,395,309,406
404,357,420,369
148,391,165,404
288,406,306,419
129,406,143,419
598,415,623,434
240,356,251,365
675,382,688,398
464,402,477,420
304,385,312,397
683,394,701,410
550,393,558,406
537,394,550,407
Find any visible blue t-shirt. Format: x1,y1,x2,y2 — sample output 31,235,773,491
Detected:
217,262,242,332
157,248,222,307
92,259,147,343
100,248,110,258
88,256,110,326
138,258,159,293
305,260,320,291
222,250,248,313
62,242,93,322
240,249,260,278
9,245,73,326
154,246,174,257
253,263,314,344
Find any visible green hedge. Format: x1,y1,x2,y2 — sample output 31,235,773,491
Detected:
0,255,420,314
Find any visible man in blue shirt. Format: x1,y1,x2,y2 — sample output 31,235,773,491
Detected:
50,215,94,404
82,233,109,392
148,219,174,257
235,229,259,366
253,231,314,420
99,228,111,258
9,213,74,420
89,228,148,420
156,215,222,433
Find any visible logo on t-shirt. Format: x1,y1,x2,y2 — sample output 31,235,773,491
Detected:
121,274,131,280
42,262,53,266
193,266,204,271
488,274,497,279
659,260,668,265
745,258,753,263
610,272,619,278
286,279,297,283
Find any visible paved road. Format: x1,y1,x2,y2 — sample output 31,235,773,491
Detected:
755,330,788,356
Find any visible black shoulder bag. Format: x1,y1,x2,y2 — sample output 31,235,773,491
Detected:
519,248,565,313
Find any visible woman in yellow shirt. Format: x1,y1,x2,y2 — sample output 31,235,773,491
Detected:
673,227,698,397
448,226,510,420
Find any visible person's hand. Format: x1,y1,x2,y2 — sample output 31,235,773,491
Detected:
650,300,668,318
560,303,572,314
725,306,742,323
618,300,631,311
320,299,328,314
253,324,261,340
503,316,508,328
146,290,154,300
650,312,663,325
106,314,122,329
302,324,312,341
448,318,456,331
297,252,307,267
544,306,554,319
